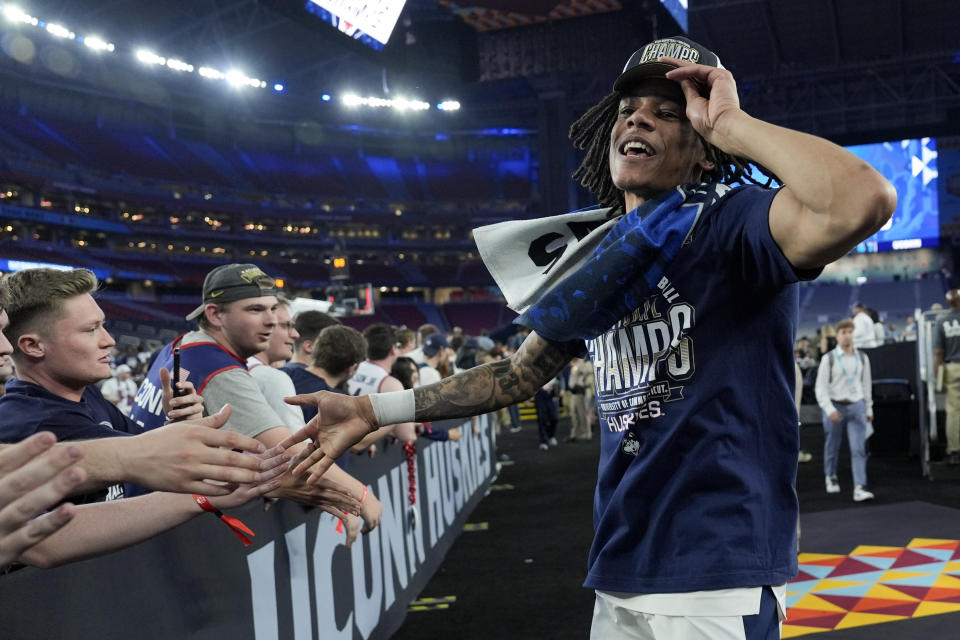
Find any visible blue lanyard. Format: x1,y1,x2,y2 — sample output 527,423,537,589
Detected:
834,347,860,387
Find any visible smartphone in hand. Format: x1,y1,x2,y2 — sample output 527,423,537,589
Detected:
172,346,186,397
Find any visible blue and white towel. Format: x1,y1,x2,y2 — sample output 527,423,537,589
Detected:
473,182,732,343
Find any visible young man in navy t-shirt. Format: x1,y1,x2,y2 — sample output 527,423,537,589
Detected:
281,36,897,639
0,303,90,567
292,325,366,418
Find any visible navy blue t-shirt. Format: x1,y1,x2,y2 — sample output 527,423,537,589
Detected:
585,185,819,593
281,363,354,470
0,378,143,503
281,363,334,424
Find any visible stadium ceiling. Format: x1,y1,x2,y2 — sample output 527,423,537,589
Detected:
12,0,960,140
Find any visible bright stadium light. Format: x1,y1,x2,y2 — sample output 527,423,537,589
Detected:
225,69,246,87
82,36,115,53
225,69,263,89
393,96,430,111
0,5,463,101
341,93,430,112
135,49,165,66
3,5,39,26
198,66,223,80
166,58,193,72
44,23,74,39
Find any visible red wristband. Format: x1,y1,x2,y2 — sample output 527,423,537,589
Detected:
193,494,256,547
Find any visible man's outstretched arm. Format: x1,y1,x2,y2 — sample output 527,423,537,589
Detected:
664,58,897,270
64,407,277,496
413,331,572,420
284,331,573,481
17,446,287,569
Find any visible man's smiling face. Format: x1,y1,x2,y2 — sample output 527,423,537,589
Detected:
609,78,711,211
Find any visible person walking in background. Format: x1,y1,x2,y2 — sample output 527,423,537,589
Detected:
814,318,875,501
851,302,877,349
902,315,918,342
566,357,595,442
416,333,450,387
534,376,560,451
933,288,960,465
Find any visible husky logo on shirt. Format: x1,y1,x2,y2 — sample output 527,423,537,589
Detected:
587,275,694,432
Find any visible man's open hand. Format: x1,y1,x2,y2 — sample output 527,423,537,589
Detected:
124,406,280,495
205,445,289,511
267,468,362,516
282,391,377,483
0,432,86,565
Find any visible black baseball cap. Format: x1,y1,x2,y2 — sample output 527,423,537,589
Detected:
185,263,278,321
614,36,722,93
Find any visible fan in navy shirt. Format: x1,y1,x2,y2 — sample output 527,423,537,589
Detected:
280,309,343,408
0,268,205,502
0,379,140,502
285,324,366,469
282,362,335,424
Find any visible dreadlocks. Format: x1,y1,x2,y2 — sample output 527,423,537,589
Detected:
570,91,777,216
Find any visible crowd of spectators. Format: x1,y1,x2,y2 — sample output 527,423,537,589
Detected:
0,262,536,578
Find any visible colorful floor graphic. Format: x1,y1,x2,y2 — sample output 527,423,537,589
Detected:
784,538,960,637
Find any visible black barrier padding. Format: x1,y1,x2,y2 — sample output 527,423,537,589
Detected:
860,343,919,456
861,342,917,393
0,416,495,640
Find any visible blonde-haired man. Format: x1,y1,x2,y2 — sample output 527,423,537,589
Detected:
0,268,274,501
0,270,286,569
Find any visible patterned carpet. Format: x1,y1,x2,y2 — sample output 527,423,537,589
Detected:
785,535,960,637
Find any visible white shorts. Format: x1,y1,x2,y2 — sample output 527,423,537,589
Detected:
590,587,783,640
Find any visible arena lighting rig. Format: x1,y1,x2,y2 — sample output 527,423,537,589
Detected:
0,3,461,112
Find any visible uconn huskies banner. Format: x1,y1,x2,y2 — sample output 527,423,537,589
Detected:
0,416,496,640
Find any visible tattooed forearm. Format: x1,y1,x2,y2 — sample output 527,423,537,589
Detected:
413,332,572,422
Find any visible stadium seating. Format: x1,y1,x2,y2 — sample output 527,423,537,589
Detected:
442,301,506,336
378,303,428,330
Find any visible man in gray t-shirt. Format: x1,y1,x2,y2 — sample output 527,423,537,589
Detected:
933,289,960,464
137,263,364,513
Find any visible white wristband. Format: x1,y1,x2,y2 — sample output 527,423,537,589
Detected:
368,389,415,427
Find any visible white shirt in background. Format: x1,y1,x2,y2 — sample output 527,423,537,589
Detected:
852,312,877,349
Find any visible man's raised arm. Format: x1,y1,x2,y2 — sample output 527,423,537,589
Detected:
663,58,897,270
284,331,573,481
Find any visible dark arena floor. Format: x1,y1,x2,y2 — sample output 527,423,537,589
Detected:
394,415,960,640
